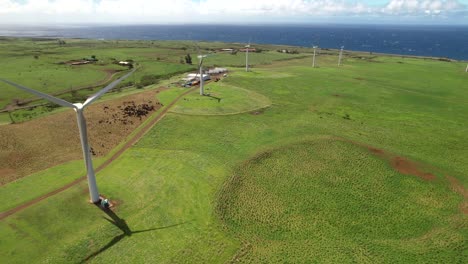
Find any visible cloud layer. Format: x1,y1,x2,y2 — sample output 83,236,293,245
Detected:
1,0,466,24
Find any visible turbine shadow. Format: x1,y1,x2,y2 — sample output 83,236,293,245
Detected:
81,207,187,263
204,94,222,102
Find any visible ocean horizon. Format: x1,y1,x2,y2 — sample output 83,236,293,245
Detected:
1,24,467,60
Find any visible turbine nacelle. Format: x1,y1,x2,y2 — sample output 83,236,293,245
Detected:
73,103,84,110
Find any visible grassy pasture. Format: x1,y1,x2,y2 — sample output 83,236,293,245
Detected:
217,139,464,262
0,38,467,263
170,82,271,115
0,38,306,110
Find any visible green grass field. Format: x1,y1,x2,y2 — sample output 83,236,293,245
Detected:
170,82,271,115
218,139,463,262
0,38,304,110
0,38,467,263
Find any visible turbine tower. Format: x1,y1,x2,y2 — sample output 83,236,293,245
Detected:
197,54,208,96
0,69,135,203
338,46,344,66
245,41,251,72
466,63,468,72
312,46,318,68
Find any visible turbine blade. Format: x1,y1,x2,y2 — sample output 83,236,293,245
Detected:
83,68,135,107
0,79,75,108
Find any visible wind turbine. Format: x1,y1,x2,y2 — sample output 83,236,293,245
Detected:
465,63,468,72
338,46,344,66
245,41,251,72
312,46,318,68
0,69,135,203
197,54,208,96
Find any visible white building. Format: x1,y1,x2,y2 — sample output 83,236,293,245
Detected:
207,68,228,74
183,73,211,81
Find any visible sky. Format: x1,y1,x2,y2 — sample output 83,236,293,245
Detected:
1,0,467,25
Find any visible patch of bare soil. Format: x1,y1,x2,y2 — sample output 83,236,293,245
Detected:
391,156,436,181
0,88,164,185
359,144,436,181
346,140,466,214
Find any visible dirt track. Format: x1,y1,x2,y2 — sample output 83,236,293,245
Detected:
0,86,197,220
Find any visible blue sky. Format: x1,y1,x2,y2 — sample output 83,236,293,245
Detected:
1,0,467,25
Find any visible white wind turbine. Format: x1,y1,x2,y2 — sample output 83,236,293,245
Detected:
245,41,252,72
338,46,344,66
312,46,318,68
465,63,468,72
0,69,135,203
197,54,208,95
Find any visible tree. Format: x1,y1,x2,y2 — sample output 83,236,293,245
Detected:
185,54,192,64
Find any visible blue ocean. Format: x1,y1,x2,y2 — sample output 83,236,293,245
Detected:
1,24,467,60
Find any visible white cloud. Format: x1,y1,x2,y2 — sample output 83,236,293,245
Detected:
382,0,465,14
0,0,466,24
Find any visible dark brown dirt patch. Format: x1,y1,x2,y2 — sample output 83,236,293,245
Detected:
391,156,436,181
367,146,385,156
359,143,436,181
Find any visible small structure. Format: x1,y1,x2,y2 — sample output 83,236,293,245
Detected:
239,48,256,52
206,67,228,74
181,73,211,88
184,73,211,81
118,61,131,66
69,60,91,65
220,48,234,52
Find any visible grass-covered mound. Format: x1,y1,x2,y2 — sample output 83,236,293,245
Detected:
217,139,464,263
170,83,271,115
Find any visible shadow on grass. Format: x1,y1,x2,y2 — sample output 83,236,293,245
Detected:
204,93,222,102
81,206,187,263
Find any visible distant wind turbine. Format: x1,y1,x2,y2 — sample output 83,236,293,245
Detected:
338,46,344,66
312,46,318,68
0,69,135,203
245,40,251,72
